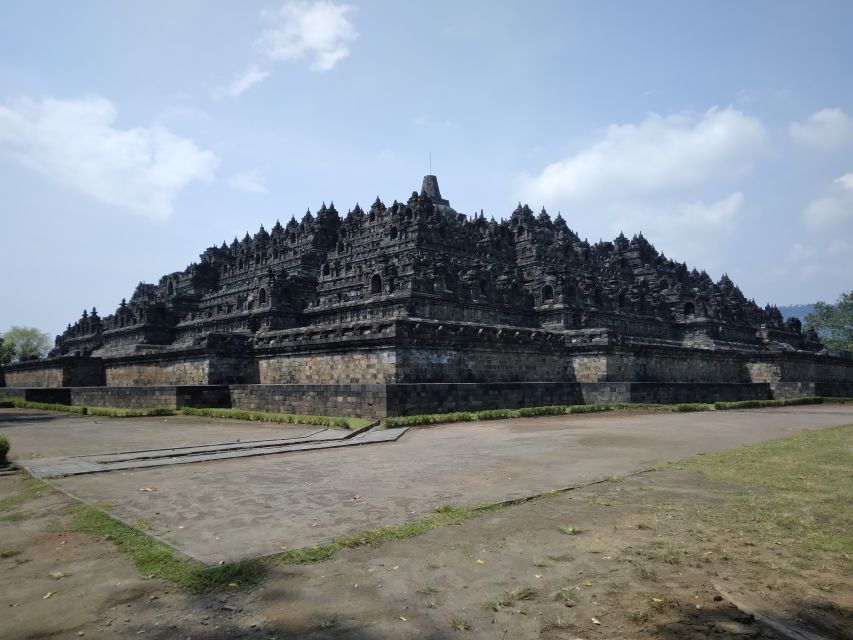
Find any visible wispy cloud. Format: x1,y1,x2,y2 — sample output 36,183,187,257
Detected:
219,65,271,98
227,168,268,194
257,0,358,71
0,95,218,219
790,107,853,150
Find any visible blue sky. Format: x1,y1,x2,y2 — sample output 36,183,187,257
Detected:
1,0,852,339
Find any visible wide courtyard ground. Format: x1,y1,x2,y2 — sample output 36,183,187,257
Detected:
1,405,851,639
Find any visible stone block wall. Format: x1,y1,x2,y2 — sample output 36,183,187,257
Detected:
1,357,105,388
70,385,231,409
231,384,387,418
3,366,65,388
771,381,853,399
395,347,564,383
566,347,750,383
256,349,397,384
748,354,853,383
385,382,584,416
579,382,772,404
0,387,73,404
105,356,211,386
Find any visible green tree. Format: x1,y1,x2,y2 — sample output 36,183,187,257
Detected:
805,291,853,352
0,326,52,363
0,336,12,365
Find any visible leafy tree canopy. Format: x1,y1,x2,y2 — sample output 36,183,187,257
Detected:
0,326,52,364
804,291,853,353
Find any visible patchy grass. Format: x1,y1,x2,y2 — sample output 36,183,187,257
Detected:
382,397,853,427
68,504,265,592
547,553,574,562
486,586,538,612
0,511,33,522
450,617,472,631
0,476,53,513
559,525,583,536
673,423,853,561
178,406,369,429
274,503,506,566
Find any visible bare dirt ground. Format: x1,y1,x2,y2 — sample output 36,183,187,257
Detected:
2,447,850,640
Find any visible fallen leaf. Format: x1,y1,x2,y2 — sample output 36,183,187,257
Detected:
399,616,407,621
49,571,65,580
534,574,543,578
695,604,703,610
583,580,592,587
591,617,601,625
476,559,485,564
651,597,663,603
43,592,55,600
138,487,157,492
228,583,238,588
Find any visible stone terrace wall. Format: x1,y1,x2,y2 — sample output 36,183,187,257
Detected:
385,382,585,416
2,357,104,388
566,347,751,383
105,355,211,386
395,346,564,383
256,349,396,384
231,384,387,419
71,386,231,409
579,382,772,404
747,353,853,383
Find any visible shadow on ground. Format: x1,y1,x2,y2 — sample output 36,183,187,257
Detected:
650,597,852,640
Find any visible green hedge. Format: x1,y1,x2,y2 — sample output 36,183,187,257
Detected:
1,398,87,413
0,434,9,463
86,406,176,417
178,406,369,429
382,397,853,428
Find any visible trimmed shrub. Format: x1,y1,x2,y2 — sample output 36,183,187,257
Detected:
87,406,175,418
0,434,9,463
178,406,367,429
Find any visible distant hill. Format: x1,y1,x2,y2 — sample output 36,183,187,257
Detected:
778,304,816,323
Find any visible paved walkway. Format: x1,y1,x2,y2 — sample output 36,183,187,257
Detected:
3,405,852,564
21,427,404,477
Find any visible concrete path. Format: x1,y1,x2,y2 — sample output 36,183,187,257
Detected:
21,427,405,478
3,405,852,565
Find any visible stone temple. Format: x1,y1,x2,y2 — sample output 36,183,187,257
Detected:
2,176,851,417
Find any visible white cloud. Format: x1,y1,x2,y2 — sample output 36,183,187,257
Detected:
220,65,271,98
0,95,218,219
609,193,745,273
521,107,766,204
257,0,358,72
228,169,268,194
789,108,853,150
802,172,853,232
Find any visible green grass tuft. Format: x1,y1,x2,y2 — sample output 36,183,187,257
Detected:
486,586,539,611
0,476,53,513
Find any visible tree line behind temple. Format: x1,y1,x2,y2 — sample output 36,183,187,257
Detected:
1,292,851,365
